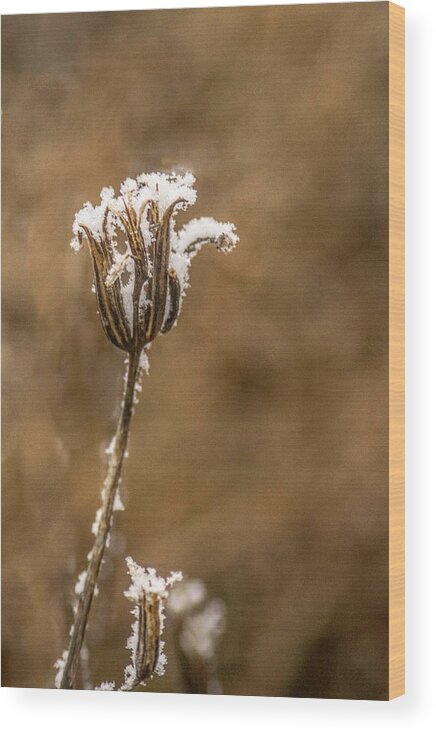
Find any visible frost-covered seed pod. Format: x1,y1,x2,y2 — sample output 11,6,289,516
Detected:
121,558,183,691
70,172,239,357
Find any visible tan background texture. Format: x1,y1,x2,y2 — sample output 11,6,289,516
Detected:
2,2,389,698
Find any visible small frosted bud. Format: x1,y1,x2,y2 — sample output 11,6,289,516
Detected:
121,557,183,690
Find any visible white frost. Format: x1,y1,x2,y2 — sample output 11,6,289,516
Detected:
54,650,68,689
113,489,125,512
135,171,197,216
91,507,102,536
70,172,197,253
95,680,116,691
105,436,116,455
175,217,238,257
74,570,87,596
124,557,182,603
139,347,150,375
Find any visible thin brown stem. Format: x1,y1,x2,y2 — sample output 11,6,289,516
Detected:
59,351,140,689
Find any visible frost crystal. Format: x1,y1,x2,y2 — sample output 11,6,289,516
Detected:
74,570,87,596
139,347,150,375
91,507,102,536
95,680,116,691
113,489,125,512
124,557,182,602
105,436,116,455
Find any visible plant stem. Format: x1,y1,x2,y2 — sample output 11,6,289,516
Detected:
60,351,140,690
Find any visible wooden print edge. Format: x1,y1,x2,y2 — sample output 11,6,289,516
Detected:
388,0,405,701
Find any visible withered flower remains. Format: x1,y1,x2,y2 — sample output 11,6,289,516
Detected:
56,172,238,690
121,558,182,691
71,172,239,359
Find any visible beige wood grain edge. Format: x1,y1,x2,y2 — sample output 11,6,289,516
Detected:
388,1,405,701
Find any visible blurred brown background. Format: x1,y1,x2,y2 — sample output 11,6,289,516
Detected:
2,2,389,698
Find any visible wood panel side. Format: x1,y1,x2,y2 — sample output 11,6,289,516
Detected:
388,1,405,701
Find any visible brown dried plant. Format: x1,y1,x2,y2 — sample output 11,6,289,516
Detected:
55,172,238,690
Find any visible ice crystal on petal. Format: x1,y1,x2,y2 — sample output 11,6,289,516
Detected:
124,557,181,602
175,217,239,256
95,680,116,691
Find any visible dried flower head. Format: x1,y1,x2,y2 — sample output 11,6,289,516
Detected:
71,172,239,356
121,557,183,690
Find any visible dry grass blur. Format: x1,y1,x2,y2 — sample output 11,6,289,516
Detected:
2,3,389,698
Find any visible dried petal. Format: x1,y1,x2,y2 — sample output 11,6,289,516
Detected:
160,269,181,334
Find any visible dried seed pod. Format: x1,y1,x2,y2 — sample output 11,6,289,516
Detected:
121,558,183,691
131,591,161,685
70,173,239,362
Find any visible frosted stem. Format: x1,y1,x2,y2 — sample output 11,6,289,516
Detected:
59,351,140,690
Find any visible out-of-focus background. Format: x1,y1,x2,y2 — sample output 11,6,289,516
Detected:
2,3,389,698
